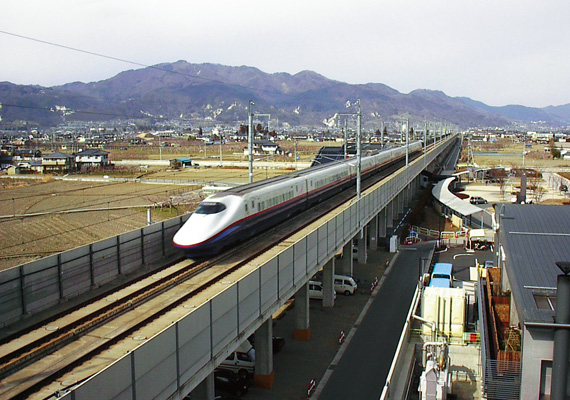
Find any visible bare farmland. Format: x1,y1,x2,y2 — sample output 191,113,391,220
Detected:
0,178,200,270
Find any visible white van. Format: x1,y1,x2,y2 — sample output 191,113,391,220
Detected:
308,281,336,300
334,275,358,295
219,341,255,378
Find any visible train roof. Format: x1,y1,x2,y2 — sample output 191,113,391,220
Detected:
206,142,419,199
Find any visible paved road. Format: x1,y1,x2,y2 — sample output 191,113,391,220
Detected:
317,242,434,400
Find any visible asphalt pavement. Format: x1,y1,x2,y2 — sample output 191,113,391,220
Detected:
242,236,435,400
316,242,435,400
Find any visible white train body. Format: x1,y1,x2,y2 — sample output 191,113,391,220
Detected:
173,141,422,257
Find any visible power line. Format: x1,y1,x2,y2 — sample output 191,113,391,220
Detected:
0,30,289,97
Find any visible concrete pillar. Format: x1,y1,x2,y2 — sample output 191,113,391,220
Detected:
378,208,387,239
322,258,335,308
398,192,404,214
294,282,310,341
386,201,394,229
254,318,274,389
368,215,378,251
338,241,353,276
192,372,215,400
357,227,367,264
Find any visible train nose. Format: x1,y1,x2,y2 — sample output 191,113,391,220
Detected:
172,214,215,248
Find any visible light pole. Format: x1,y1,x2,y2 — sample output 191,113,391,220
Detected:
337,100,362,199
356,100,362,199
248,101,254,184
219,132,223,167
405,118,409,167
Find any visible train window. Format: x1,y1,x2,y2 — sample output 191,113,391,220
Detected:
194,202,226,214
245,204,248,212
252,201,255,208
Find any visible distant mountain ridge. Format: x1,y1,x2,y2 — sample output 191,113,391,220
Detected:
1,61,569,128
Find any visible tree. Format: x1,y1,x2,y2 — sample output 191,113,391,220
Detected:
549,139,561,159
382,126,388,136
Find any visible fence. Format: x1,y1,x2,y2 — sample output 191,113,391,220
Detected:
478,276,521,399
0,215,189,328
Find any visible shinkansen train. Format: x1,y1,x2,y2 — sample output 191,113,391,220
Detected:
173,141,423,257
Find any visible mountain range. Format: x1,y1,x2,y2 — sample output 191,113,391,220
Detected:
1,60,569,129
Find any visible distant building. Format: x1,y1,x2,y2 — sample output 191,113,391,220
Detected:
488,204,570,399
75,149,110,169
42,152,76,173
243,140,285,156
170,158,193,168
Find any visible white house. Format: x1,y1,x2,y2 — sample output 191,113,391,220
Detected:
75,149,110,168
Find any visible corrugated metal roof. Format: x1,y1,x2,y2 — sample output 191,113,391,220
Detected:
497,204,570,323
432,177,484,216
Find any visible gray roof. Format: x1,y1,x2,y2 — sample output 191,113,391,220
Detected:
43,152,74,159
497,204,570,323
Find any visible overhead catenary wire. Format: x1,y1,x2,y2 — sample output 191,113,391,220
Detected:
0,29,320,99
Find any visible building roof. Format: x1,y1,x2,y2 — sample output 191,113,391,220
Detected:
497,204,570,324
76,149,109,156
432,177,484,217
43,152,74,159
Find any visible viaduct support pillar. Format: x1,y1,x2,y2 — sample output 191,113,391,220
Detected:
192,372,215,400
368,215,378,251
357,227,368,264
386,201,394,230
338,241,354,276
378,208,387,239
398,192,405,215
294,282,310,341
322,258,335,308
254,318,274,388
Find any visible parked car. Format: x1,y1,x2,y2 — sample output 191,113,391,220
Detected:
248,335,286,354
470,196,488,205
333,275,358,295
308,281,336,300
220,342,255,379
214,368,251,397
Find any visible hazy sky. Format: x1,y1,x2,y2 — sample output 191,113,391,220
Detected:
1,0,569,108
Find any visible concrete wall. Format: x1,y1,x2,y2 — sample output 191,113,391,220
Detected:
0,216,189,327
521,326,554,399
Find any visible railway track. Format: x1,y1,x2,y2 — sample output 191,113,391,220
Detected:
0,148,430,399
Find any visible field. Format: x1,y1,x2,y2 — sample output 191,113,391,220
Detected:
0,177,203,270
0,153,307,271
466,140,570,169
108,139,341,164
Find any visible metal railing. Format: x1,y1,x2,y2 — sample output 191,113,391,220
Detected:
478,276,521,399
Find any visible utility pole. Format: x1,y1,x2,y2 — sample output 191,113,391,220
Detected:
248,101,254,184
380,118,384,149
344,119,348,159
406,118,409,167
219,132,223,167
356,100,362,199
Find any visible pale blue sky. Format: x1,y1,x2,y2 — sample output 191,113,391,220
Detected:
1,0,569,108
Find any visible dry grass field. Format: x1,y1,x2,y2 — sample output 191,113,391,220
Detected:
0,178,200,270
0,140,330,271
467,140,570,169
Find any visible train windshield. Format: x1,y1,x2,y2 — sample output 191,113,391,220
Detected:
194,202,226,214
